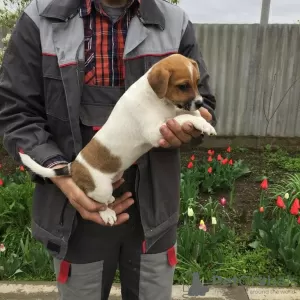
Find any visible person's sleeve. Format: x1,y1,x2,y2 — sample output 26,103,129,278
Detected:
178,19,217,127
0,12,68,180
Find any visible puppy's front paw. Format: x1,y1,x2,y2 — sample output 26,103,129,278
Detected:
99,208,117,226
205,123,217,136
195,119,217,136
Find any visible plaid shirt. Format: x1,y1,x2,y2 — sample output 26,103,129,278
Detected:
79,0,139,86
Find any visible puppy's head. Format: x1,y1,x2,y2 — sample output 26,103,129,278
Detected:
147,54,203,111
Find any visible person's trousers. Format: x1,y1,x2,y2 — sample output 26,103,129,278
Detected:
52,165,177,300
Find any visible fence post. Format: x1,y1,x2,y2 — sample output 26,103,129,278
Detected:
260,0,271,25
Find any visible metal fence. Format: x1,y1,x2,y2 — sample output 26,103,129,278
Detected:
0,24,299,137
195,24,300,137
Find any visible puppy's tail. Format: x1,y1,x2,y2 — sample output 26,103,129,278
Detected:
19,153,71,178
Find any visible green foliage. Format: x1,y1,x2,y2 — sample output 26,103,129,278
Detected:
267,149,300,173
250,176,300,276
175,222,235,284
0,168,54,281
0,0,30,62
0,169,33,240
183,149,251,195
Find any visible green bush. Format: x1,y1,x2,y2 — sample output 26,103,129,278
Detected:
0,167,54,280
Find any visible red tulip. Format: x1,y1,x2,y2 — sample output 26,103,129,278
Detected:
217,154,222,161
19,165,25,172
208,156,213,162
259,207,264,213
190,155,195,161
0,179,3,186
260,179,268,190
226,146,231,153
220,197,226,206
228,159,233,165
222,158,228,165
208,149,214,156
187,162,193,169
208,167,212,174
290,198,300,215
276,196,285,209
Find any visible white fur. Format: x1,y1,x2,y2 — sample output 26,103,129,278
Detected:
19,153,56,177
20,55,217,226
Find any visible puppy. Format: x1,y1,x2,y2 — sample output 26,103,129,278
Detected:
19,54,217,225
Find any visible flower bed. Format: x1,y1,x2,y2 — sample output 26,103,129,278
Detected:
0,146,300,286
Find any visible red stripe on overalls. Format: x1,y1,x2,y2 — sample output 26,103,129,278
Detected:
167,246,177,267
57,261,71,284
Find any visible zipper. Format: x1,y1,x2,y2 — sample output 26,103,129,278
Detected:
59,198,69,226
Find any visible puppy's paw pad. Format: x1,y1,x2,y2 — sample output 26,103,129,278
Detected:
99,208,117,226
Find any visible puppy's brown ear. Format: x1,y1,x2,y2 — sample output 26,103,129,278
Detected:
148,65,171,99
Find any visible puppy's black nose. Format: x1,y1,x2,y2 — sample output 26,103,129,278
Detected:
195,100,203,109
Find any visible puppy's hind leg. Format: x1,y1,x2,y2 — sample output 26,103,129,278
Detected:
87,179,117,226
174,114,217,136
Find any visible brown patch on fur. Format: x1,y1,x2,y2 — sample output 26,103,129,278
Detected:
80,138,121,173
147,54,201,105
71,161,95,193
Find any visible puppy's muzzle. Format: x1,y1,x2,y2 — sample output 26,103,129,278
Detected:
191,96,203,110
194,99,203,109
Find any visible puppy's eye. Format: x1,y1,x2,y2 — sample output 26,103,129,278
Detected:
177,83,190,91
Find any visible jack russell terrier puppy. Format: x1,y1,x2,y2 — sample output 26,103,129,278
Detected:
19,54,217,225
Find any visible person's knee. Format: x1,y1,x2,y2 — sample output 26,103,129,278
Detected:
53,258,104,300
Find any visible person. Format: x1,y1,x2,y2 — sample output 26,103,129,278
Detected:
0,0,217,299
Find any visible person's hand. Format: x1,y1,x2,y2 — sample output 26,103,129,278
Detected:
159,107,212,148
51,165,134,226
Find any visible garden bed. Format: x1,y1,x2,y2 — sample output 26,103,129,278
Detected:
1,142,300,286
181,146,287,234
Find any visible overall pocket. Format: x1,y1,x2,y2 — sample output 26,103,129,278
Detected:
80,85,125,127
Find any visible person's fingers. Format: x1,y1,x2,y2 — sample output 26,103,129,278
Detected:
159,138,171,148
199,107,212,121
159,124,181,148
110,192,134,214
182,122,203,138
112,178,125,190
114,213,130,226
73,191,107,212
69,198,106,225
166,119,192,143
